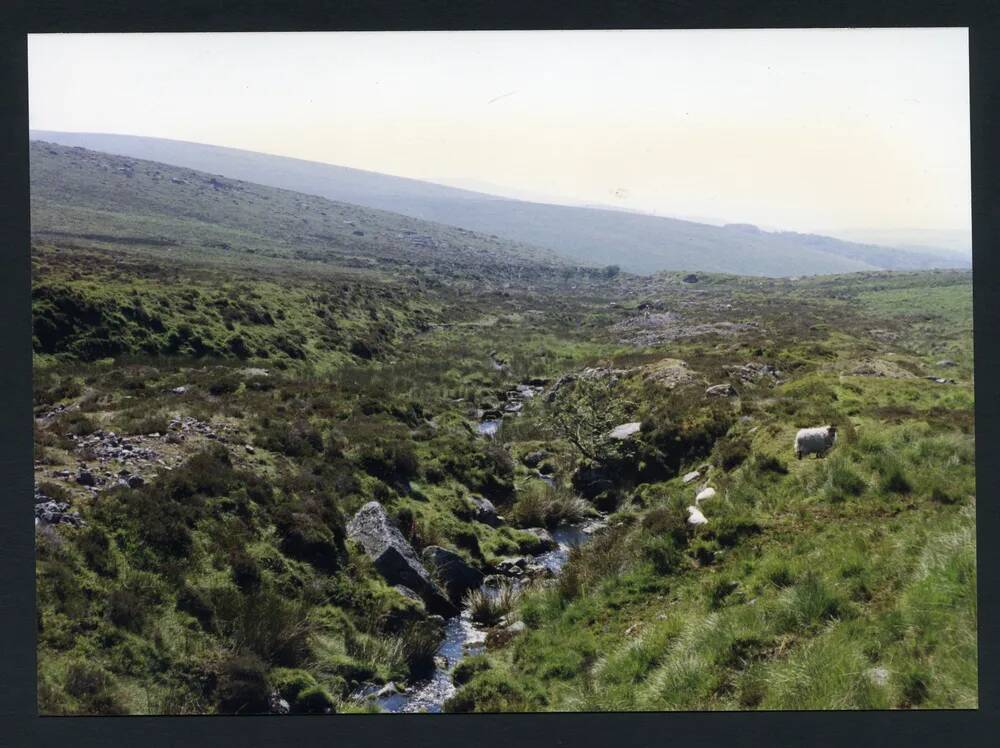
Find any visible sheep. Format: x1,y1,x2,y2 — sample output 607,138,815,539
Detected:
687,505,708,525
794,425,837,459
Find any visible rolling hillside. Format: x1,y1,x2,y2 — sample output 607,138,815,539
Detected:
31,131,970,277
29,141,573,284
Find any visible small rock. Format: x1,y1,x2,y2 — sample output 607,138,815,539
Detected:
868,667,890,687
522,450,548,468
75,471,96,487
523,527,557,551
682,470,701,484
171,386,187,395
608,421,642,440
705,383,737,397
245,444,256,454
936,359,957,367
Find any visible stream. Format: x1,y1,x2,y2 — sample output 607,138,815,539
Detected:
355,522,597,713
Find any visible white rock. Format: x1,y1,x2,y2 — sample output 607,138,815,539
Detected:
695,487,717,504
687,505,708,525
682,470,701,484
608,421,642,440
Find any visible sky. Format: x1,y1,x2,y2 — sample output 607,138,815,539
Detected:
28,29,971,238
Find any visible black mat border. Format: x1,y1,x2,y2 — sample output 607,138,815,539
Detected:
1,2,997,747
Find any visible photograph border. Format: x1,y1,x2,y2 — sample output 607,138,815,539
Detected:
2,1,997,746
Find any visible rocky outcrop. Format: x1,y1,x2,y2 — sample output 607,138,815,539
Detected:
347,502,457,616
641,358,701,390
422,545,485,602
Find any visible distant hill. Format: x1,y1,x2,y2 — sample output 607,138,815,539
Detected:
29,141,573,284
31,130,971,277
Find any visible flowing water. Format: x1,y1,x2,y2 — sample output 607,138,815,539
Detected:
357,522,597,713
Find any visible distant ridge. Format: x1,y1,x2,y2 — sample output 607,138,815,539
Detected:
31,130,971,277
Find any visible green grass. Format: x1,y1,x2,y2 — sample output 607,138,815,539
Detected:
31,141,976,714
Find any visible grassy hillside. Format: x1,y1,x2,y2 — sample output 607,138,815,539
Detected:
31,131,970,276
31,146,975,715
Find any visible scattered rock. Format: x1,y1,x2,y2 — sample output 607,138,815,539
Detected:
608,421,642,440
849,358,917,379
705,383,737,397
269,691,290,715
522,450,548,468
35,501,84,527
469,496,501,527
868,667,890,687
347,502,457,616
641,358,701,390
523,527,557,552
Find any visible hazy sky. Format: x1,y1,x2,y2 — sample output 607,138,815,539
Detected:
29,29,970,235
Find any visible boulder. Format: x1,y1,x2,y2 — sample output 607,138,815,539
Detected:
705,384,737,397
523,527,557,551
682,273,700,283
422,545,485,602
469,496,501,527
641,358,701,390
347,502,457,616
608,422,642,440
521,450,548,468
127,475,145,489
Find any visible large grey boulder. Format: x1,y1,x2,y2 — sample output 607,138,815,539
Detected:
422,545,485,602
347,502,457,616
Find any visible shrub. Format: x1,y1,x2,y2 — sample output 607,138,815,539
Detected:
230,550,262,592
465,581,522,626
216,655,270,714
444,670,534,713
359,440,420,483
64,660,127,715
511,483,590,529
453,655,491,686
823,458,867,502
296,685,337,714
752,454,789,475
642,534,684,575
714,436,751,471
400,619,445,678
777,573,844,632
213,587,315,667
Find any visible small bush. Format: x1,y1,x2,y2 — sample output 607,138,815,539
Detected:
296,685,337,714
511,483,590,529
453,655,491,686
714,436,751,471
444,670,534,713
64,660,127,715
216,655,270,714
465,581,522,625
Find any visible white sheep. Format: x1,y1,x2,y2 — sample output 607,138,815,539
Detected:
687,505,708,525
794,425,837,459
695,487,716,504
